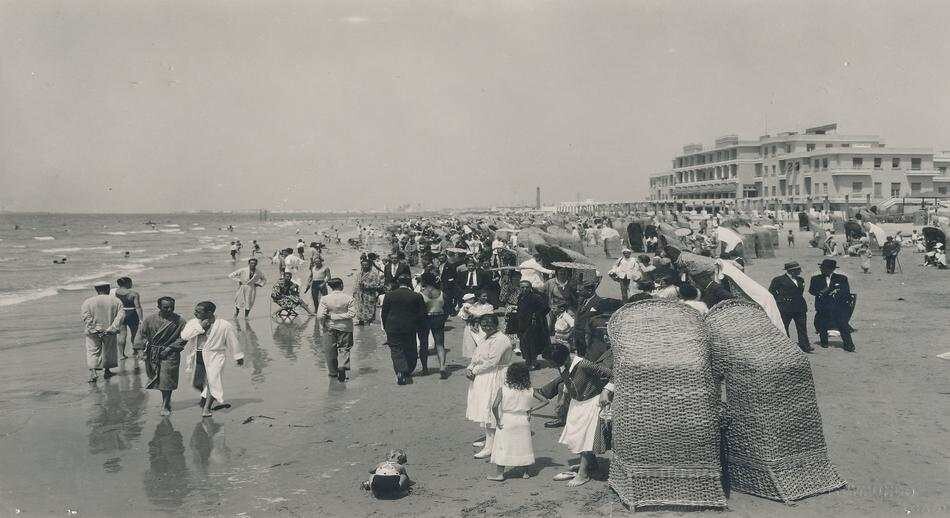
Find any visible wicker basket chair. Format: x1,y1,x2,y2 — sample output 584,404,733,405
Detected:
704,298,845,503
606,299,727,510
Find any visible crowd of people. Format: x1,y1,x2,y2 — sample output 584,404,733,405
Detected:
75,209,945,496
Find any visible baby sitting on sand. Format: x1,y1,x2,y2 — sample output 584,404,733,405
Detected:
361,449,412,498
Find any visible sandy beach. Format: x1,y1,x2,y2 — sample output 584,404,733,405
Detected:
0,223,948,517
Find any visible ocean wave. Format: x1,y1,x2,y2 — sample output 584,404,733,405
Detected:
158,229,181,233
87,246,113,251
182,247,203,253
0,288,59,307
103,229,160,236
41,247,82,253
139,253,178,264
33,236,55,241
0,257,17,263
191,226,206,230
163,224,180,228
65,263,153,284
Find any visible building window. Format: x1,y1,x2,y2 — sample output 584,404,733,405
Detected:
795,161,800,172
874,182,882,197
771,186,776,196
939,186,948,195
755,164,762,177
892,157,900,168
940,167,947,173
874,158,882,169
785,144,792,153
806,143,816,151
852,157,863,168
812,159,820,169
852,182,863,193
822,158,828,169
911,182,921,193
823,183,828,193
911,158,921,170
891,183,901,197
825,144,833,148
841,143,850,147
771,145,776,155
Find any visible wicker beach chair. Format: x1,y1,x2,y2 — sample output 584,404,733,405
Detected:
606,299,727,510
704,299,845,503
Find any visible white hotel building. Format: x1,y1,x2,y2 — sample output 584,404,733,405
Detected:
648,123,950,211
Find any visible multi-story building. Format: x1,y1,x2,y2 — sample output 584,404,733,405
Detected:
648,123,950,210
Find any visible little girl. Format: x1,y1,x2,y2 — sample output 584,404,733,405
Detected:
487,362,546,481
861,248,872,274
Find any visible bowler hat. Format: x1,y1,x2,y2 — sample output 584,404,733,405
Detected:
783,261,801,271
818,258,837,269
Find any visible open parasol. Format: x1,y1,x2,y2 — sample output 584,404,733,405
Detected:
551,261,599,270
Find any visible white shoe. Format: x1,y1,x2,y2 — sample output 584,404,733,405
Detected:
473,449,492,459
472,441,485,448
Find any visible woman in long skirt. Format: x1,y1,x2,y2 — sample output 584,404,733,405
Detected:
459,292,494,358
353,259,383,325
465,314,513,459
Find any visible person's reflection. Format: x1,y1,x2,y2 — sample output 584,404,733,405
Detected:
87,381,128,456
237,319,270,384
143,418,190,511
351,324,384,376
273,317,311,362
309,318,327,370
189,419,230,505
118,369,147,444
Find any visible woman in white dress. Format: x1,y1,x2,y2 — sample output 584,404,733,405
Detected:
465,314,513,459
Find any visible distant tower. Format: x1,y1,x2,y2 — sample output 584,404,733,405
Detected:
535,187,541,209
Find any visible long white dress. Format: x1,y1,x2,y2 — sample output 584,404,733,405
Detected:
465,333,513,425
558,356,602,454
491,386,536,467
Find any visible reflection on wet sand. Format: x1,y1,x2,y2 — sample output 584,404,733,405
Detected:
86,371,147,473
144,418,190,511
272,316,313,362
237,320,270,384
189,419,231,509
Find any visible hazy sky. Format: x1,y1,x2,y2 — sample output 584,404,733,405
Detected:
3,0,950,212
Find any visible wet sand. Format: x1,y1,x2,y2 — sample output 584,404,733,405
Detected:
1,227,948,517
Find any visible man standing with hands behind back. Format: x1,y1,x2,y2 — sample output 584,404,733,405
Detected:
768,261,812,352
808,259,855,352
382,274,427,385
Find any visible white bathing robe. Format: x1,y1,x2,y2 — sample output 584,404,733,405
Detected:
182,318,244,403
229,267,266,310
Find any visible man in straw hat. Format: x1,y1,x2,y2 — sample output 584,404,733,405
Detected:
769,261,813,352
808,259,855,352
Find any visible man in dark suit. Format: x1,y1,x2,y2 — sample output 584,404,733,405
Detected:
808,259,855,352
433,255,460,312
457,258,492,299
383,253,412,292
382,274,427,384
769,261,813,352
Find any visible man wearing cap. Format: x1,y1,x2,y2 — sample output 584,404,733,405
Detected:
808,259,855,352
382,274,427,385
81,283,126,382
768,261,812,352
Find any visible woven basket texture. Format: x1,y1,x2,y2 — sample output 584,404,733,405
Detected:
606,299,726,510
704,298,845,502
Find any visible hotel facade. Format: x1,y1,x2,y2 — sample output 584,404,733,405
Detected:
648,123,950,211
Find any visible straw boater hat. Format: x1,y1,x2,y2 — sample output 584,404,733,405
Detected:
783,261,802,271
462,293,476,302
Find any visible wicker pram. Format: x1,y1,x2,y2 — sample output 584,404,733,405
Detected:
704,299,845,503
606,299,727,510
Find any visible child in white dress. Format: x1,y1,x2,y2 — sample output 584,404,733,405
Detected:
487,362,546,481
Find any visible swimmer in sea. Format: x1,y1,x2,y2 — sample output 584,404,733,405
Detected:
124,251,131,259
